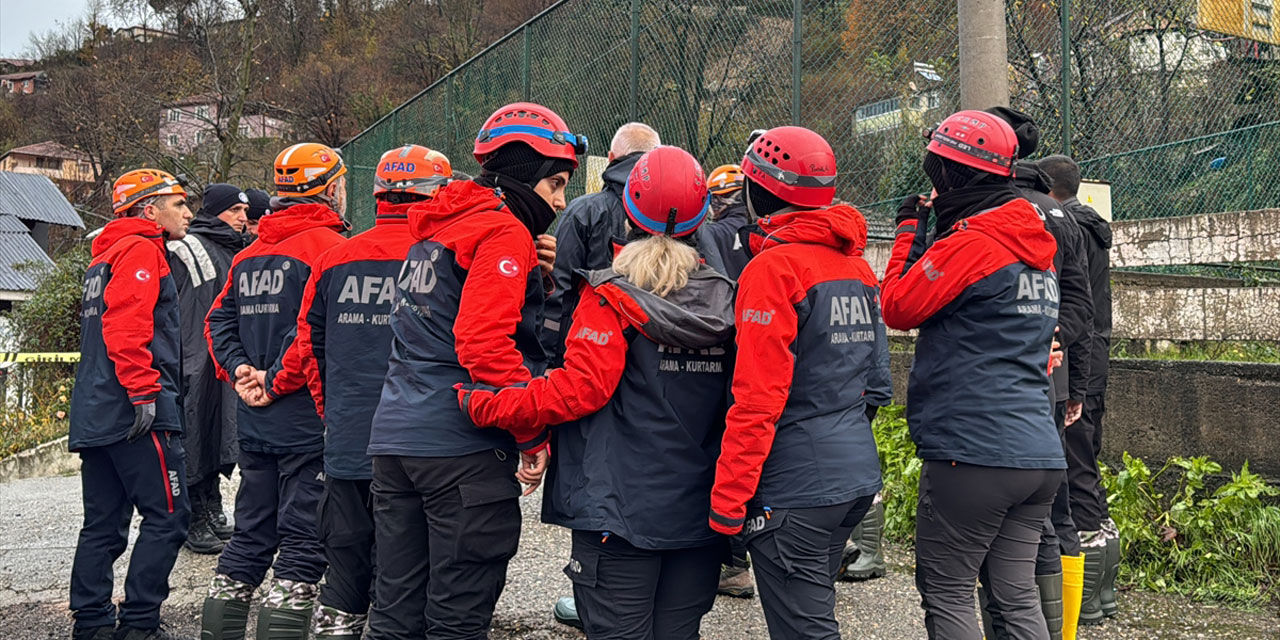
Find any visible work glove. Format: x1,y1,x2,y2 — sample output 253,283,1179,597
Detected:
127,402,157,443
895,194,929,228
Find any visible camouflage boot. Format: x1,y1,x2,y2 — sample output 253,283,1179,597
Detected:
311,604,367,639
200,574,255,640
257,578,319,640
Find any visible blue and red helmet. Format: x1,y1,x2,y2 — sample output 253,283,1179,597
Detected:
623,146,710,238
473,102,586,168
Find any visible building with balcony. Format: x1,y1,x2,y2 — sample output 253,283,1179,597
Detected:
160,95,289,155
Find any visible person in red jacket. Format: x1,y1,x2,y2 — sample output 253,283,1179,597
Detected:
881,110,1064,640
458,146,734,640
201,143,348,640
708,127,884,639
365,102,582,640
239,145,453,640
69,169,193,640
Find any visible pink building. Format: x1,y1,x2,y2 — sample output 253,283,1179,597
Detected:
159,94,289,155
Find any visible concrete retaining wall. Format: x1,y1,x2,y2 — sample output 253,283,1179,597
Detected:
889,353,1280,478
0,435,78,483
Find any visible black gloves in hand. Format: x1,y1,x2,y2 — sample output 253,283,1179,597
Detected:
896,194,928,227
864,403,880,424
128,402,157,443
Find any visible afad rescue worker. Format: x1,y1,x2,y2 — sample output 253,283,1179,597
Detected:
459,146,734,640
1038,154,1121,626
881,110,1064,640
244,188,271,239
365,102,581,640
699,163,751,280
69,169,193,640
982,107,1092,640
709,126,884,640
240,145,453,639
167,183,249,556
201,143,349,640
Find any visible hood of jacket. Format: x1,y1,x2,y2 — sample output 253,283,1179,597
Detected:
747,203,868,257
601,152,644,195
406,180,505,241
1014,160,1053,195
584,265,735,350
1065,197,1112,249
92,217,166,257
953,198,1057,272
258,203,346,244
188,214,247,251
716,201,749,225
375,200,415,225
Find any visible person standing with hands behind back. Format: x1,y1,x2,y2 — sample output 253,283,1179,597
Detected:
69,169,193,640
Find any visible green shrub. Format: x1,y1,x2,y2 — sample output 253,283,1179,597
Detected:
872,405,921,543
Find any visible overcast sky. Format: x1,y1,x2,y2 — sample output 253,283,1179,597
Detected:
0,0,107,58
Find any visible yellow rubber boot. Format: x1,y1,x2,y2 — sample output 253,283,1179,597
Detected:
1062,554,1085,640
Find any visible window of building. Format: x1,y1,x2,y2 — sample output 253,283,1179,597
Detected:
167,134,179,147
239,124,250,137
196,131,207,145
35,157,60,170
196,105,210,120
167,109,181,122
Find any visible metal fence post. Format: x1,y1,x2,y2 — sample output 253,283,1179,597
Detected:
630,0,640,121
445,79,453,146
792,0,802,125
1061,0,1071,157
522,25,532,100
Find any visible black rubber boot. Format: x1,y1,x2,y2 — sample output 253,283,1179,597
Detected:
71,625,114,640
200,597,250,640
841,501,885,581
184,509,225,555
1079,544,1106,626
1036,572,1064,640
1101,534,1121,617
207,480,233,542
256,606,313,640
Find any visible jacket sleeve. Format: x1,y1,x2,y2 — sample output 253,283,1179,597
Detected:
541,206,590,365
101,241,165,405
880,220,1000,331
456,224,538,387
205,258,248,382
460,285,628,450
264,265,326,412
695,223,731,278
1055,218,1094,351
864,290,893,407
709,260,802,534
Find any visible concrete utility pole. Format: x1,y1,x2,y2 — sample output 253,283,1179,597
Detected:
957,0,1009,110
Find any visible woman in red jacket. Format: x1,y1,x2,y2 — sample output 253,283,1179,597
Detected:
458,146,735,640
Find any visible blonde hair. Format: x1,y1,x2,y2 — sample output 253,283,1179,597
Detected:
612,235,699,297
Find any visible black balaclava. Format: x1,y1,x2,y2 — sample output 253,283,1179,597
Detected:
985,106,1039,159
924,153,1019,237
743,178,791,221
476,141,574,237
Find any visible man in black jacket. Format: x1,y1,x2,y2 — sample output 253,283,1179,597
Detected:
1040,154,1120,626
167,183,248,555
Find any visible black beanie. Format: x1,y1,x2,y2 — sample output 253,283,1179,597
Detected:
984,106,1038,159
481,141,575,188
244,188,271,220
201,183,248,218
744,177,793,218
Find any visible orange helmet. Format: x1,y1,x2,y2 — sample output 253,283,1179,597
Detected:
374,145,452,199
707,164,744,195
274,143,347,197
112,169,187,217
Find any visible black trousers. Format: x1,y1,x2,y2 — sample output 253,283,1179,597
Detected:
727,534,750,569
318,477,375,615
915,461,1062,640
1066,394,1109,531
71,432,190,629
1035,403,1080,575
745,496,874,640
366,450,521,640
567,530,721,640
215,449,326,586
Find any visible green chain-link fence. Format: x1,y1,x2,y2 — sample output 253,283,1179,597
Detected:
342,0,1280,236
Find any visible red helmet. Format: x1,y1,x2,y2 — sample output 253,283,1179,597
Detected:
925,110,1019,177
473,102,585,168
623,146,710,238
741,126,837,209
374,145,452,198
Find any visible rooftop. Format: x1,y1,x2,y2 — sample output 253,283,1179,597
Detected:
0,172,86,229
1,142,91,162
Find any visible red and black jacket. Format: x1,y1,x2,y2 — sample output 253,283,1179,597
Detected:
368,180,549,458
70,218,182,450
263,201,415,480
709,205,885,535
880,198,1066,470
205,203,346,454
460,266,735,549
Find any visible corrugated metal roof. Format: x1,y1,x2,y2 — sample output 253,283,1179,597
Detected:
0,172,85,228
0,214,52,292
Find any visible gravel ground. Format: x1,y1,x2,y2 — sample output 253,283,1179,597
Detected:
3,472,1278,639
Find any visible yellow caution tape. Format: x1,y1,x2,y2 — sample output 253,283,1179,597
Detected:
0,352,81,363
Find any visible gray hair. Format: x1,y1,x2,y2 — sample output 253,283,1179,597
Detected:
610,122,661,157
